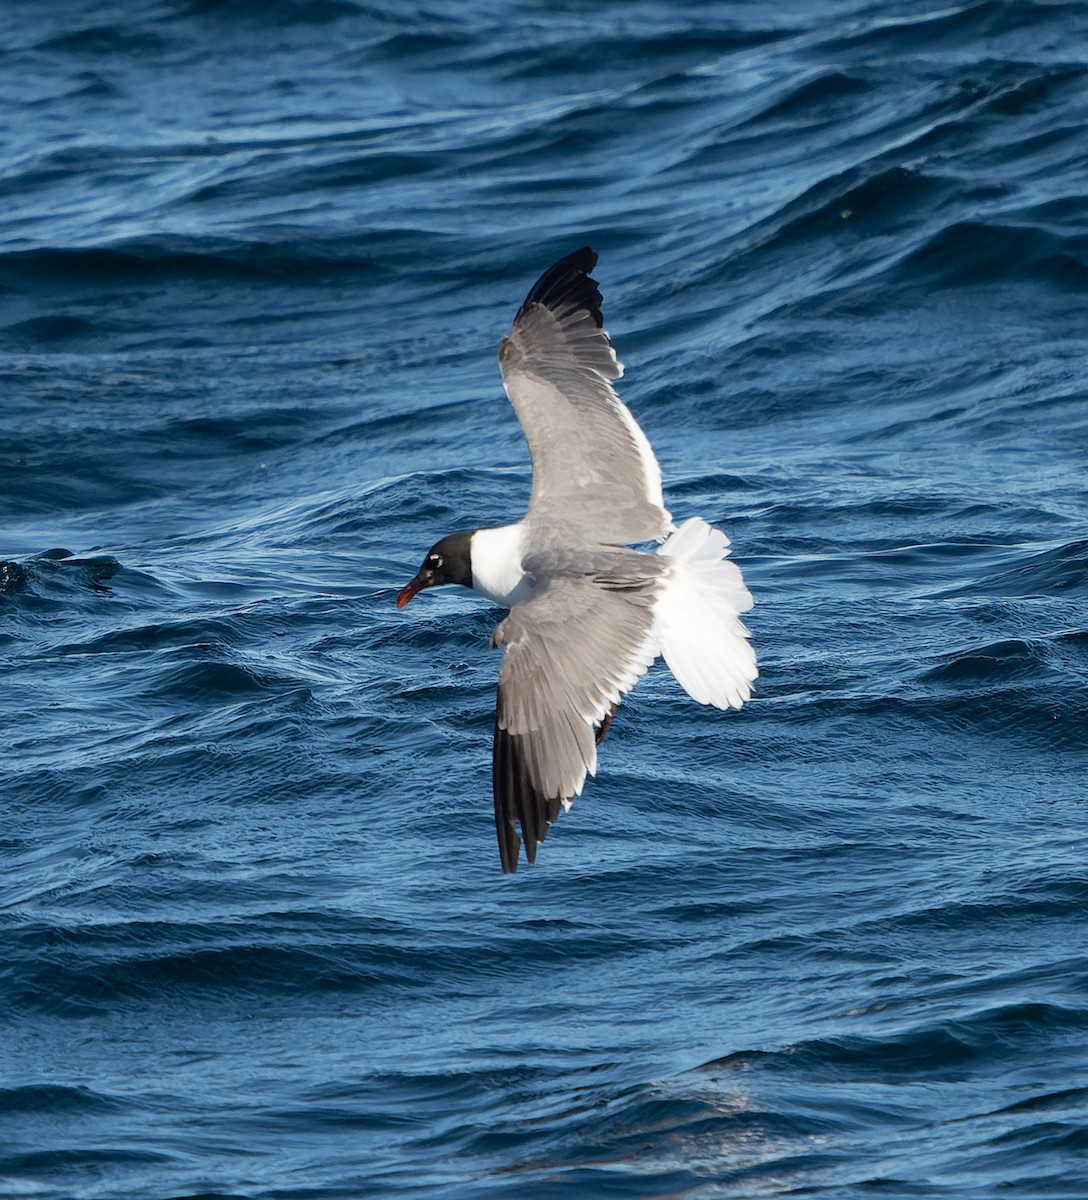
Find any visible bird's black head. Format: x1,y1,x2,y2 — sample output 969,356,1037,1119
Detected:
396,531,474,609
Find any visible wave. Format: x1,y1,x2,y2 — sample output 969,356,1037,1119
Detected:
0,1083,124,1116
36,25,172,55
0,237,389,291
701,1000,1088,1080
0,551,119,597
0,1146,175,1176
176,0,364,23
3,314,99,346
892,219,1088,290
821,0,1088,53
494,23,792,81
920,633,1088,686
3,912,654,1016
933,539,1088,598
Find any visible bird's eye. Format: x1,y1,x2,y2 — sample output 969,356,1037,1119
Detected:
430,554,443,568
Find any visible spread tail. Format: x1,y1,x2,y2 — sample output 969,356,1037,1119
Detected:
655,517,757,709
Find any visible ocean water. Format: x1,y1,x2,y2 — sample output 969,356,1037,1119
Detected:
3,1,1088,1196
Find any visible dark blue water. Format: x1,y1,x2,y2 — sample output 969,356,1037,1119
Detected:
4,1,1088,1196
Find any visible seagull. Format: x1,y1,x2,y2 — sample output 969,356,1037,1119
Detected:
397,248,756,872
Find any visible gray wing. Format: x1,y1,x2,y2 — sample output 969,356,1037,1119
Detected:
498,248,673,547
491,550,663,873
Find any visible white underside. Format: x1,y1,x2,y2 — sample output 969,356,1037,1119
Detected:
470,523,533,606
472,516,757,713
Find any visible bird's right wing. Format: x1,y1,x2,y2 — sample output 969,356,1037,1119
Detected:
490,550,663,873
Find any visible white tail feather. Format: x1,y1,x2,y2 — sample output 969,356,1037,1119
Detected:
655,517,757,710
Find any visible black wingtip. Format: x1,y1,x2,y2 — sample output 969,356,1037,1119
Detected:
492,720,565,873
516,246,604,329
493,719,523,873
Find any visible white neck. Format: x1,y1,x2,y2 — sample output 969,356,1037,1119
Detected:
470,523,532,607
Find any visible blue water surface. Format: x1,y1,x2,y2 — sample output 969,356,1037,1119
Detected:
3,1,1088,1197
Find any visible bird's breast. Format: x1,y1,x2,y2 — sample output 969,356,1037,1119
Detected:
469,523,533,607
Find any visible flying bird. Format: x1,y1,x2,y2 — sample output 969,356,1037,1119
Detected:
397,248,756,872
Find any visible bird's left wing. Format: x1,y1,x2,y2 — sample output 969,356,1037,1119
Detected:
498,248,673,546
490,550,662,873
